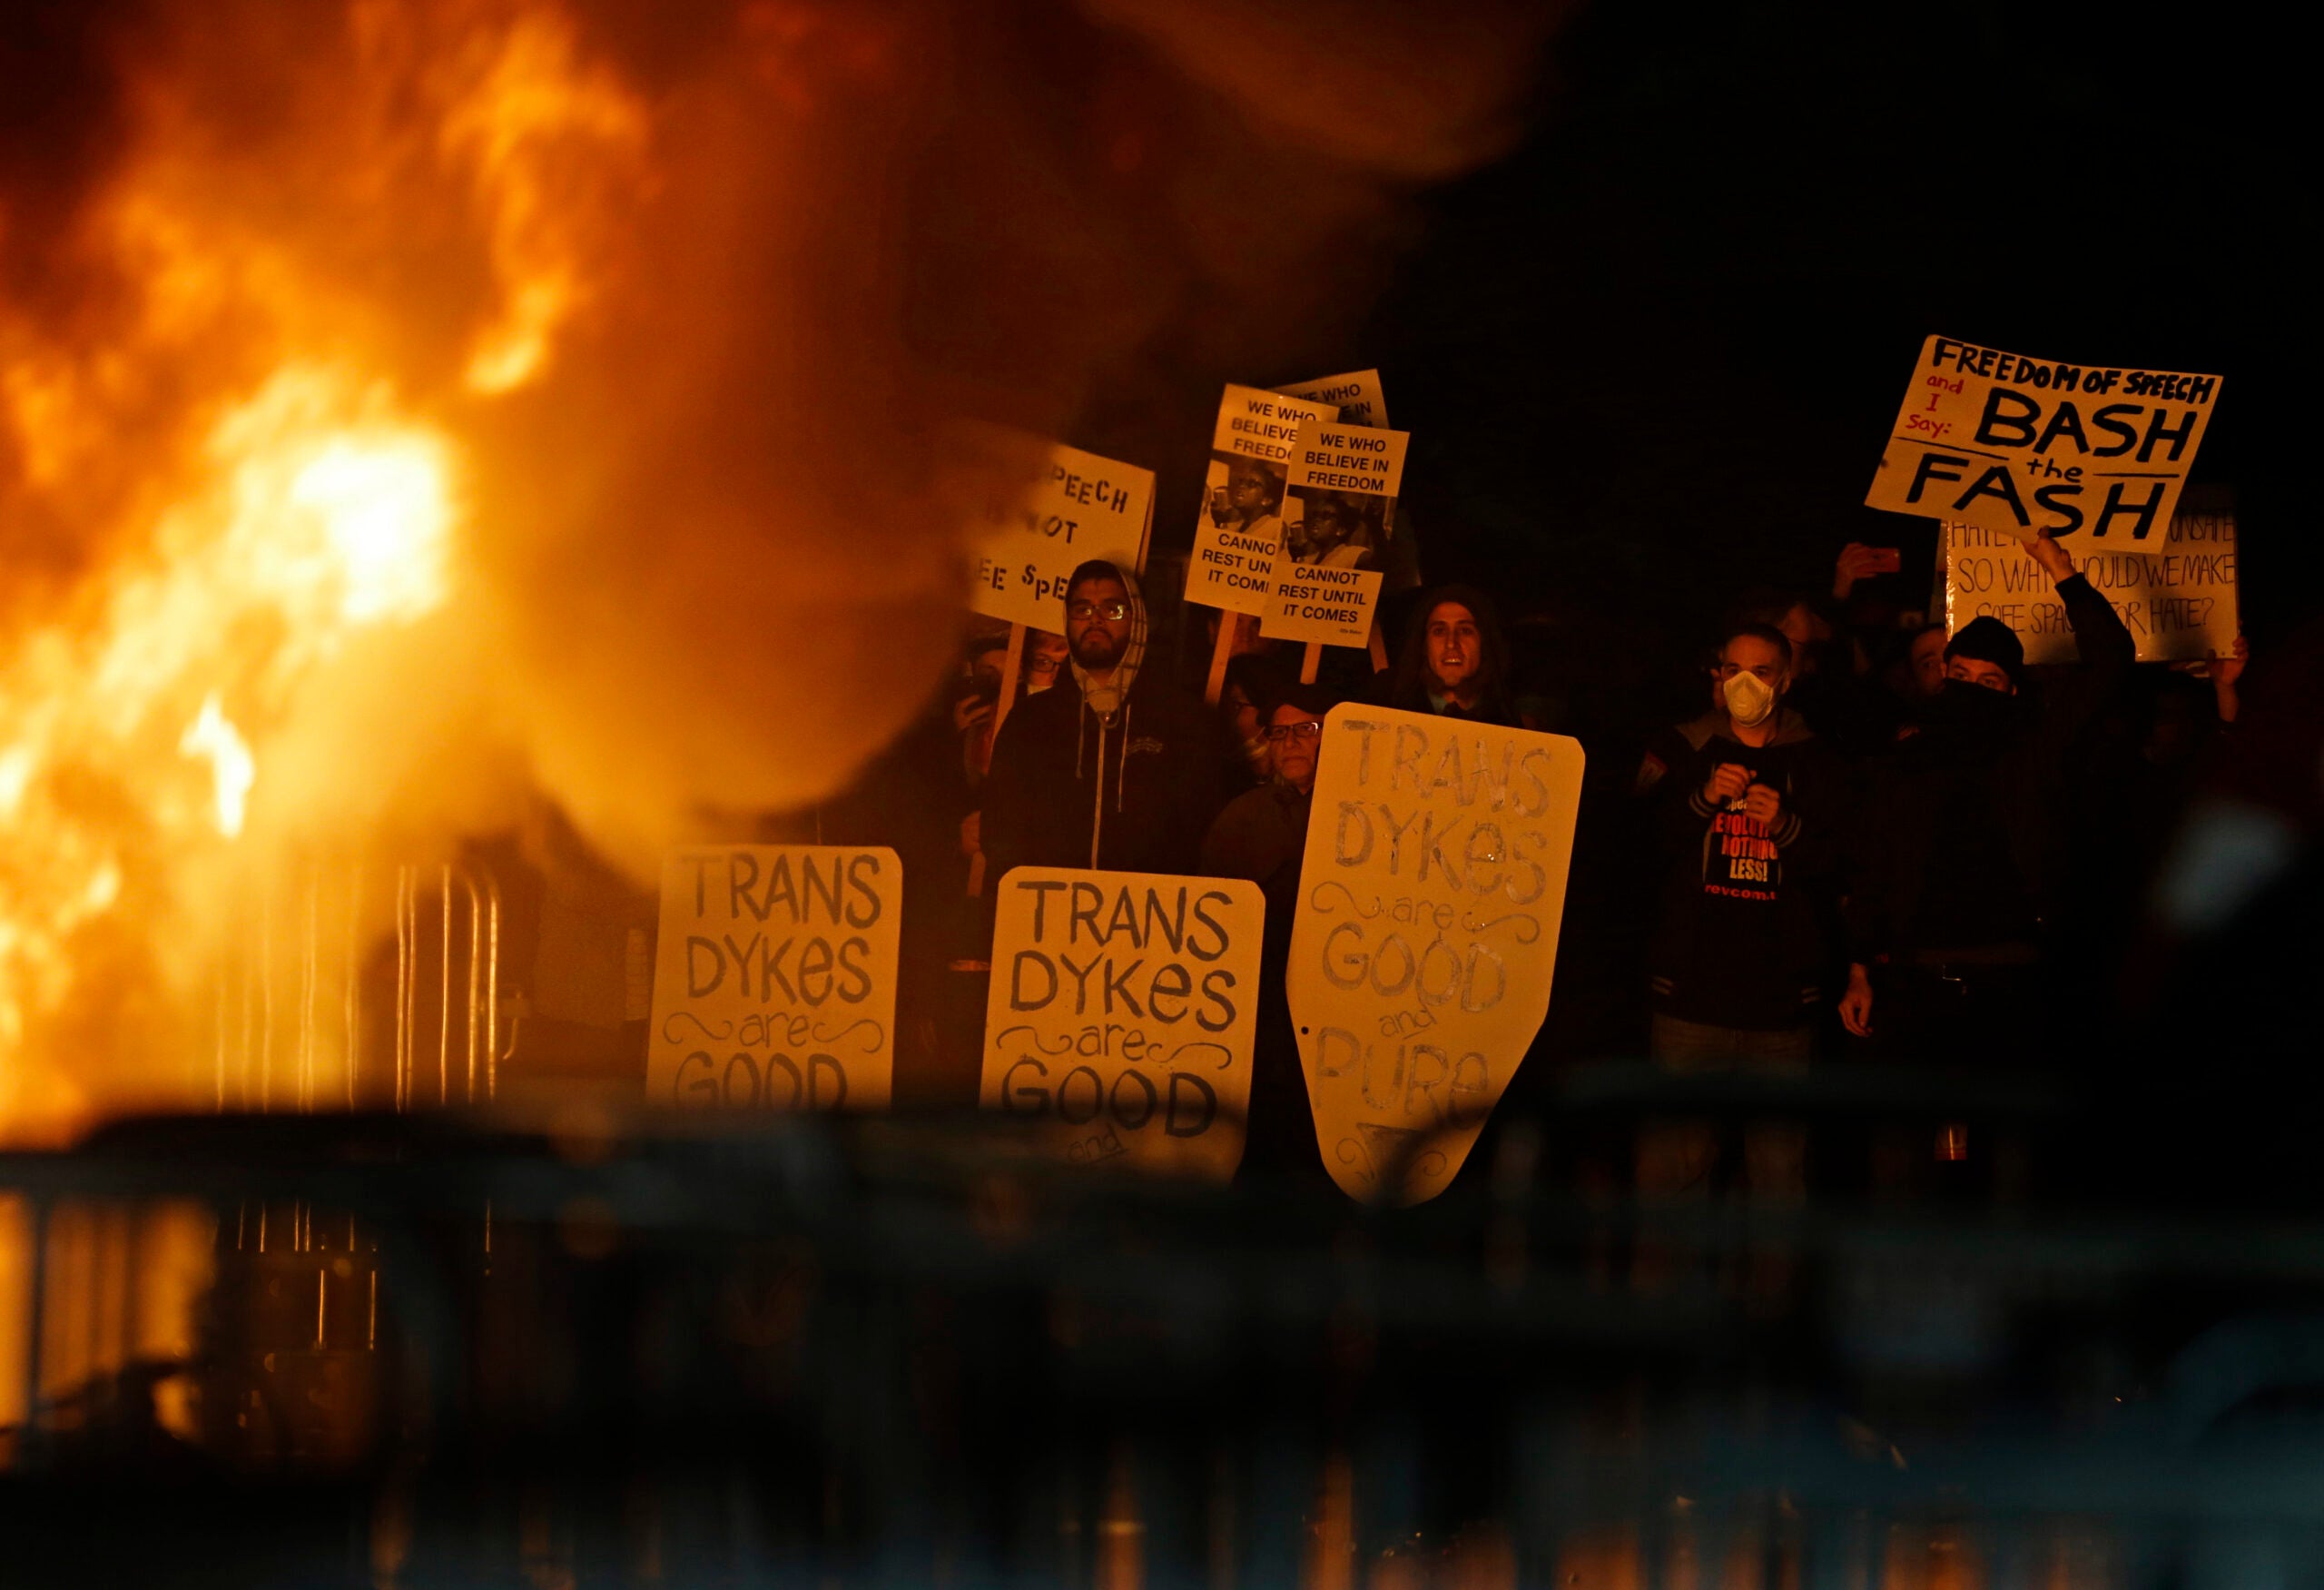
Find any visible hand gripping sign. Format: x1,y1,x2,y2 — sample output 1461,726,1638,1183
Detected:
1286,707,1583,1204
647,845,901,1111
981,867,1264,1181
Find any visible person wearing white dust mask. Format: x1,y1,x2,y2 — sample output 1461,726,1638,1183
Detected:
1631,621,1846,1250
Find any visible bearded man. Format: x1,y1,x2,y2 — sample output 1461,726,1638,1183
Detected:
981,559,1237,878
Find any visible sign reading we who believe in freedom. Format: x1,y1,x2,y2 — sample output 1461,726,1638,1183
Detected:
1866,335,2221,546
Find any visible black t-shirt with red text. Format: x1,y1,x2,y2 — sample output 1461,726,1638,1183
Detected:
1637,711,1843,1032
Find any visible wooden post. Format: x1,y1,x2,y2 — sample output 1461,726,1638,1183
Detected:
1204,609,1237,707
968,623,1025,899
992,623,1026,736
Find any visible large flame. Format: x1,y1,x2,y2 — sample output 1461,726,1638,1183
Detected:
0,0,645,1132
0,0,1552,1139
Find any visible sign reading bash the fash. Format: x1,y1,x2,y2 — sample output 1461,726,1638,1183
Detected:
968,436,1154,631
1286,706,1583,1205
1866,335,2221,545
1260,420,1408,647
1944,508,2238,664
647,846,901,1112
981,868,1263,1181
1188,385,1338,617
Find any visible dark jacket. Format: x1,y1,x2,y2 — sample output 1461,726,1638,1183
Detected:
1640,707,1843,1031
982,667,1236,884
1845,572,2135,963
1200,781,1320,1180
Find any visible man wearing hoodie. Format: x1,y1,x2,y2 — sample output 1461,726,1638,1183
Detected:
1630,621,1841,1257
981,559,1237,882
1837,529,2134,1066
1639,621,1843,1066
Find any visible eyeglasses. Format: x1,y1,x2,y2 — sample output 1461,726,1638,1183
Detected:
1265,721,1323,743
1067,599,1132,622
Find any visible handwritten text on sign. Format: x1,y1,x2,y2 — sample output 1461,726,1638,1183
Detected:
981,868,1263,1181
969,438,1155,631
1866,335,2220,545
1944,513,2237,664
647,846,901,1111
1286,707,1583,1205
1188,385,1337,617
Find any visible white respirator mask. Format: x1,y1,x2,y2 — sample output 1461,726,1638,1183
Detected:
1720,670,1777,727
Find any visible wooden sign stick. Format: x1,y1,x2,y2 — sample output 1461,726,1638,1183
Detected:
1204,610,1236,707
1300,641,1322,685
992,623,1025,735
1368,614,1389,676
968,623,1025,899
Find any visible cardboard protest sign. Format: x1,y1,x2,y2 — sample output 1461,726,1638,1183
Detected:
1943,509,2238,664
1189,384,1338,616
1276,369,1390,429
1286,706,1584,1205
1866,335,2221,546
1260,420,1408,647
1263,565,1386,647
966,435,1154,631
646,845,901,1111
980,868,1263,1180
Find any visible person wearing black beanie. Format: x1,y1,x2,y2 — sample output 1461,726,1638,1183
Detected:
1838,528,2135,1101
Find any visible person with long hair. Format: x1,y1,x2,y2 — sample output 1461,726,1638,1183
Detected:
1384,584,1520,726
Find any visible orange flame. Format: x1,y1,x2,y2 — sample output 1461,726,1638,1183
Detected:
0,0,1554,1141
0,0,648,1136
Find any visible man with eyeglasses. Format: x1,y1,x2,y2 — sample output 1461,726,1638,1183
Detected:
981,559,1236,882
1202,683,1337,1177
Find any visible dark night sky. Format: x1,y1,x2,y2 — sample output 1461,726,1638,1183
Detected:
1346,0,2311,678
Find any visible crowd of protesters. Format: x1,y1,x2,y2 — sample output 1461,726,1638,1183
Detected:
810,524,2274,1208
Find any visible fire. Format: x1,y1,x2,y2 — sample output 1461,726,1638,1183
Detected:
0,0,642,1137
178,696,256,839
0,0,1551,1140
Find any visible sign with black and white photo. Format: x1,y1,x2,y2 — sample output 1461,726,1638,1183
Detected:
1188,384,1338,617
646,846,901,1111
1866,335,2221,546
1258,420,1407,647
980,867,1264,1181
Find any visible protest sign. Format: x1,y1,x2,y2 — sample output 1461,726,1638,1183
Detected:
1261,420,1408,650
1285,706,1584,1205
964,436,1154,632
1943,509,2238,664
1263,564,1386,647
646,845,901,1112
1189,384,1339,617
1866,335,2221,546
980,868,1264,1180
1276,369,1390,429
